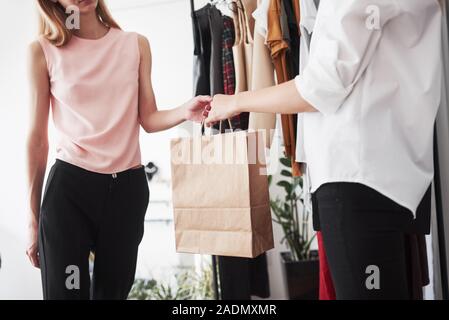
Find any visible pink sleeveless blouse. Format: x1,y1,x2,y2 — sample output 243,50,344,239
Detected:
38,28,141,174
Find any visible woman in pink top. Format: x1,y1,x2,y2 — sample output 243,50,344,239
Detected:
26,0,210,300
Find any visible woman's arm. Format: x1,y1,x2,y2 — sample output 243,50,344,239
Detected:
137,35,211,133
204,81,316,126
26,40,51,268
204,0,399,126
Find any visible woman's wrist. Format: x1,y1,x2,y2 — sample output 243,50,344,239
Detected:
233,92,246,115
180,102,189,122
28,217,39,230
27,206,40,228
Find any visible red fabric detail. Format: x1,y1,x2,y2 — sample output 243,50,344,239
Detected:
317,231,336,300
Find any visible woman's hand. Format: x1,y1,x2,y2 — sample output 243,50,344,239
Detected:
204,94,239,127
183,95,213,123
203,82,316,126
26,222,40,268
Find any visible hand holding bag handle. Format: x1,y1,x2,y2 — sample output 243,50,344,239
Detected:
201,118,235,135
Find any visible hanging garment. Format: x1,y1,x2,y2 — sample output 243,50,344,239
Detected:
189,1,270,299
230,0,254,130
217,2,270,300
252,0,270,38
191,2,236,132
242,0,259,36
192,4,211,96
282,0,300,171
218,255,271,300
233,0,254,93
404,185,431,300
283,0,300,79
209,6,225,96
292,0,300,24
248,0,277,148
433,0,449,300
405,234,430,300
222,15,242,129
191,3,225,97
222,16,236,96
267,0,301,176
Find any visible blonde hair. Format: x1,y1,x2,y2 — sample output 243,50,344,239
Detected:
37,0,121,47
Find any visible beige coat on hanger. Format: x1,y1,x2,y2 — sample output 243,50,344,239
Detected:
241,0,258,35
232,0,254,94
248,0,277,148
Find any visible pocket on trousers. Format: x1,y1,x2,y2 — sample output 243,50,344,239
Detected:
140,170,150,216
40,164,59,210
139,170,150,236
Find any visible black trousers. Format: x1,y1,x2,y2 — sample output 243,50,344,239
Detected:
313,182,430,300
38,160,149,300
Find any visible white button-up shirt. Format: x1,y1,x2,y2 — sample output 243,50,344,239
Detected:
295,0,443,216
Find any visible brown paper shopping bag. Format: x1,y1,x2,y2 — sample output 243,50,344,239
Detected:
170,130,274,258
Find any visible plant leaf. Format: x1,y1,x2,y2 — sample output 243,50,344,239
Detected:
280,170,292,177
280,157,292,168
277,181,292,194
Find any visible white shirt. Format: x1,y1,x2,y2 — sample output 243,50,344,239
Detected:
298,0,318,72
252,0,271,39
294,0,443,216
296,0,319,163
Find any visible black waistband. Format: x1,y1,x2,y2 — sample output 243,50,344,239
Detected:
54,159,144,178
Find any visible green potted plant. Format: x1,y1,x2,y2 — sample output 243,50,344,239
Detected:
128,264,214,300
269,157,319,300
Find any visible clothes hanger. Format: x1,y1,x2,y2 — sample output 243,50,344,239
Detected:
210,0,242,13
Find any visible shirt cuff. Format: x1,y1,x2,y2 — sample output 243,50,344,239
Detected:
294,74,350,116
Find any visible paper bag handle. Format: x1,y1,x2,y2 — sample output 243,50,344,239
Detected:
201,118,234,136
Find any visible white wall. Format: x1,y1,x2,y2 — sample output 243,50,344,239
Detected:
0,0,43,299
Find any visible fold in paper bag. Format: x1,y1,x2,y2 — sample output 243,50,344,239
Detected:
170,131,274,258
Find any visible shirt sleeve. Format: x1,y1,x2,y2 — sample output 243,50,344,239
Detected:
295,0,400,116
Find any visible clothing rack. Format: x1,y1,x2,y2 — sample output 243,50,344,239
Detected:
190,0,245,301
190,0,221,300
190,0,240,14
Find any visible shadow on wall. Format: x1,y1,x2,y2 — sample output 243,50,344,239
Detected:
0,227,42,300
